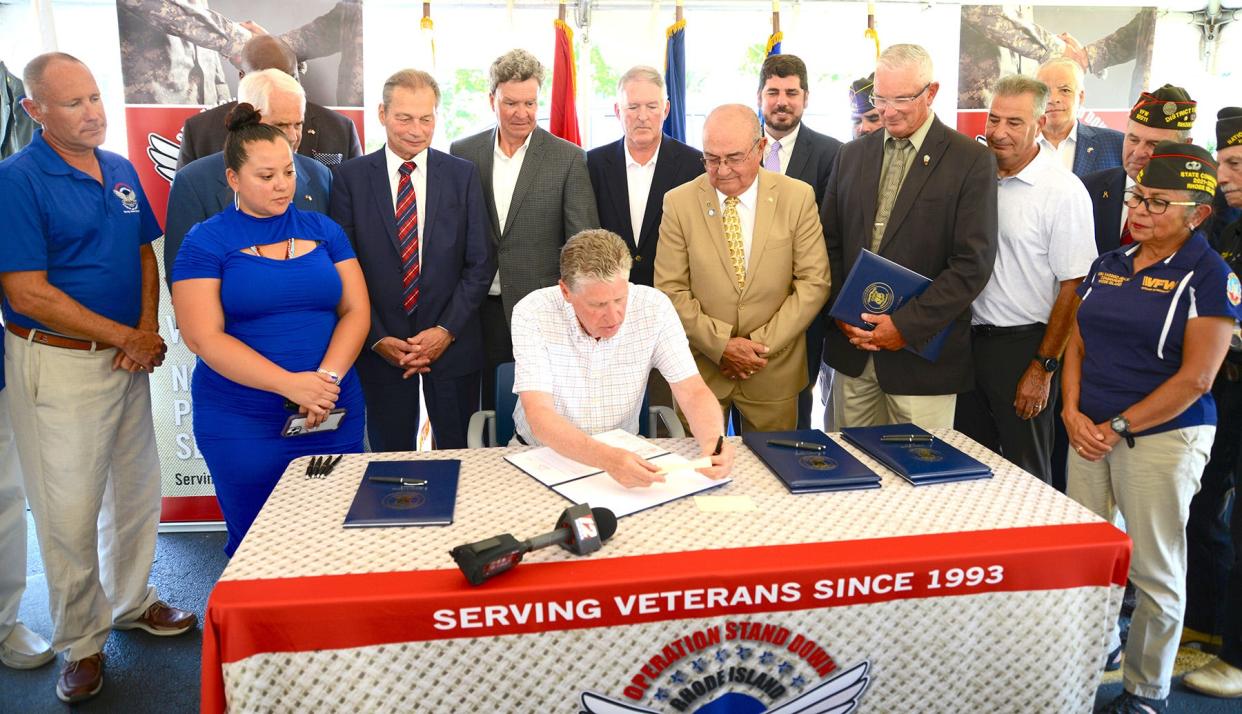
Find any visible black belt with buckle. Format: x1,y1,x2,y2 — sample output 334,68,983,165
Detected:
971,323,1045,337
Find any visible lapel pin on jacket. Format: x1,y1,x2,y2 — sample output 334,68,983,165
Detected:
1087,146,1095,153
1103,190,1110,198
922,154,930,166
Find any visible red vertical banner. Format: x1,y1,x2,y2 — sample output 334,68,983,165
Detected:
551,18,582,146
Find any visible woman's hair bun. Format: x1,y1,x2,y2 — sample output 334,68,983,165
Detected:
225,102,264,132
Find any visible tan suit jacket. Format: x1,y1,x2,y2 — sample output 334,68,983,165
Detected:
655,169,830,416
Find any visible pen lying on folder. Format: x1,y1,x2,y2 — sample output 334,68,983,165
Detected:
766,439,827,451
880,434,934,444
369,476,427,486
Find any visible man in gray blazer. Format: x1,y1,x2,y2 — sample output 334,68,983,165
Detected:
822,44,998,430
449,49,598,409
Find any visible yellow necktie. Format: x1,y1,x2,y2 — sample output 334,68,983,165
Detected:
723,196,746,289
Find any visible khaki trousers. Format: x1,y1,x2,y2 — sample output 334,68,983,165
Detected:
4,332,162,660
0,388,26,642
1067,425,1214,700
833,356,956,430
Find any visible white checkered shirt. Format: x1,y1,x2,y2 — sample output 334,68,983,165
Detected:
511,285,699,445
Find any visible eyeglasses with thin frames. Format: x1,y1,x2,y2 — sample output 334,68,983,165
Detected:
1123,189,1200,215
702,138,761,171
869,83,931,110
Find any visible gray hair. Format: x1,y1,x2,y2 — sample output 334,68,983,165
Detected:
560,230,632,291
22,52,86,102
617,65,664,95
383,68,440,108
876,44,934,86
1037,57,1084,90
238,68,305,116
992,74,1049,118
489,49,545,94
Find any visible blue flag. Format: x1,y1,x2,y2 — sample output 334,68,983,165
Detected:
663,19,687,142
766,31,783,57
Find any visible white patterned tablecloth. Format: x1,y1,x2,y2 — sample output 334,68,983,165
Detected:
203,430,1129,714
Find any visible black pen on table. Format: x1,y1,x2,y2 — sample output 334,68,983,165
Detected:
766,439,827,451
369,476,427,486
880,434,934,444
712,435,724,456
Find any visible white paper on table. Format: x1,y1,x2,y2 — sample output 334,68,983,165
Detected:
553,453,731,518
504,429,670,487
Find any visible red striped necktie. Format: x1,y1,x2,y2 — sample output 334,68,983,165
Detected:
396,161,420,314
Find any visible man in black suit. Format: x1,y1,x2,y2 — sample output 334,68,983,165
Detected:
328,69,494,450
823,43,998,430
757,53,844,430
587,65,702,288
175,35,361,170
1082,84,1196,256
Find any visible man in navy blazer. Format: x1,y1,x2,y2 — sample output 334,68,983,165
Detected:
328,69,494,451
757,54,844,430
1035,59,1123,178
586,66,703,288
164,69,330,284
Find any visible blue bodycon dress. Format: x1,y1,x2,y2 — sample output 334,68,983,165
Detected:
172,205,364,556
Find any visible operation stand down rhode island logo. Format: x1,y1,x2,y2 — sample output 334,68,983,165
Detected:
579,621,871,714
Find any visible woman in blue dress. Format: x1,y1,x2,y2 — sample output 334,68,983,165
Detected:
171,104,369,556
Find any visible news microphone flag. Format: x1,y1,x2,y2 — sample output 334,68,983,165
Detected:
550,18,582,146
662,17,687,142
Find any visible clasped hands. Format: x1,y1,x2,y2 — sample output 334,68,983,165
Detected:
114,324,167,373
374,328,453,379
838,314,907,351
720,337,768,380
1063,408,1121,462
285,370,341,429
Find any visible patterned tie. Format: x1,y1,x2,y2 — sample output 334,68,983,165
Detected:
723,196,746,289
763,139,782,172
872,137,911,252
396,161,420,314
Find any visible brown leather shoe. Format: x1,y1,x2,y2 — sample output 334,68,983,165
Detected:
113,600,197,637
56,652,104,703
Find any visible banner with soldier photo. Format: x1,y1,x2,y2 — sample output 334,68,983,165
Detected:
956,5,1156,140
113,0,365,523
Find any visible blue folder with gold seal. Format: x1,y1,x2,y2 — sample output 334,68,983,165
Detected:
828,249,951,362
742,430,880,493
839,424,992,486
343,460,460,527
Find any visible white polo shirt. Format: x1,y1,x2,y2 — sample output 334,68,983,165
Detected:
511,284,700,445
973,146,1098,327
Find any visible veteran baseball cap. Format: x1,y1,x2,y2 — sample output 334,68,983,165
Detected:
1217,107,1242,150
849,74,875,119
1130,84,1197,130
1136,141,1217,195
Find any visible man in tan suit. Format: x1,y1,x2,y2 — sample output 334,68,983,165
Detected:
655,104,830,431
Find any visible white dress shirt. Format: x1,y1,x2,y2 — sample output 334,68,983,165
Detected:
510,285,700,445
489,130,534,296
384,145,428,262
1037,120,1078,173
763,121,800,175
715,175,760,269
624,141,659,245
973,147,1097,327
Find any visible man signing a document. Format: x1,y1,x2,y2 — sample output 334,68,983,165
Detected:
511,230,735,487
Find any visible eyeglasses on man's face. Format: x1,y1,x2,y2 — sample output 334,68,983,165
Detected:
1123,189,1199,215
702,138,761,170
869,83,931,110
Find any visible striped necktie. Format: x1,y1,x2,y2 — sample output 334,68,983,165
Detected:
396,161,420,314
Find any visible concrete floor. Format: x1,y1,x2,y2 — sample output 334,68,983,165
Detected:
1,511,1238,713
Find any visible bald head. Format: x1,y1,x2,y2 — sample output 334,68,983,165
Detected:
702,104,765,197
240,35,298,78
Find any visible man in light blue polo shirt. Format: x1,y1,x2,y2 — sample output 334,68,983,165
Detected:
0,52,196,704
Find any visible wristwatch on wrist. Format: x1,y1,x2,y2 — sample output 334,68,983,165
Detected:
1035,355,1059,372
316,368,341,385
1110,414,1136,448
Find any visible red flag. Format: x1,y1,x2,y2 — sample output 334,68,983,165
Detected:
551,19,581,145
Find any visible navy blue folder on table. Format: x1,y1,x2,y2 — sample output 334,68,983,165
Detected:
343,460,460,527
828,249,951,362
839,424,992,486
742,430,880,493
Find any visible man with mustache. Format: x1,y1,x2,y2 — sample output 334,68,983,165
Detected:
757,54,843,430
954,74,1095,484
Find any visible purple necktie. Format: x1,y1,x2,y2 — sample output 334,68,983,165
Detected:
764,139,782,172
